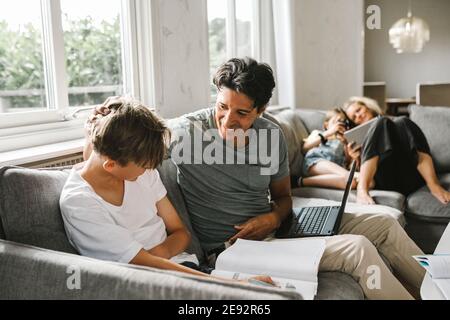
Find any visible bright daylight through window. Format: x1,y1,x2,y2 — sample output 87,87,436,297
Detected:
0,0,124,117
207,0,257,100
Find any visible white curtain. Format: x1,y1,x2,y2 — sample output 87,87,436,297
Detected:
257,0,297,108
268,0,296,108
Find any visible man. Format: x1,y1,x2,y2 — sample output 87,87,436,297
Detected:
166,58,425,300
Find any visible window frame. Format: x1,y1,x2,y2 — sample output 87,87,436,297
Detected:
0,0,156,153
207,0,263,103
225,0,262,62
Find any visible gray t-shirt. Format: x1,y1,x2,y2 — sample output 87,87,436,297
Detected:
168,108,289,251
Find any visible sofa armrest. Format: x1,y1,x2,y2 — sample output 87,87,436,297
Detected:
0,240,301,300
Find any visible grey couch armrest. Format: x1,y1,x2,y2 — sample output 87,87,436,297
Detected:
0,240,302,300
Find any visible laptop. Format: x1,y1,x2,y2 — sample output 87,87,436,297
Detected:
276,161,357,238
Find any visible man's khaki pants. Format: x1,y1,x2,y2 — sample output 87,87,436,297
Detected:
319,212,425,300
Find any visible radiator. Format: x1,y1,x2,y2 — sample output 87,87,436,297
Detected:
23,153,84,169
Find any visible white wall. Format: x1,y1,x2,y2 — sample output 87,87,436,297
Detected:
365,0,450,98
152,0,211,118
150,0,366,116
292,0,364,110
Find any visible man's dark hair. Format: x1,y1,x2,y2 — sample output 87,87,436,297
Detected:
91,97,170,169
213,57,276,111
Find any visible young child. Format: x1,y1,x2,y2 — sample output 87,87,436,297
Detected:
60,97,273,284
294,108,360,190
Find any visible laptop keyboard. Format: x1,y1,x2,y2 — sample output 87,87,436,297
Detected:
295,206,331,234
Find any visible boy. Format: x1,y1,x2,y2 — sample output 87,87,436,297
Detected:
60,97,273,284
60,97,205,276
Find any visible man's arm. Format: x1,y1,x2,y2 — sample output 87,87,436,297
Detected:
229,176,292,243
146,196,191,259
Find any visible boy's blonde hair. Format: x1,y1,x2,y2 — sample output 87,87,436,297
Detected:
323,108,345,129
91,97,170,169
325,108,345,123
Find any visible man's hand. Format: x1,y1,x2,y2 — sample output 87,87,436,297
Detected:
228,212,281,244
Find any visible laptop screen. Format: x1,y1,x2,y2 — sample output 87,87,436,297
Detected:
340,161,357,211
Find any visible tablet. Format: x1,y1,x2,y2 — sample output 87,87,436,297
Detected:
343,117,379,146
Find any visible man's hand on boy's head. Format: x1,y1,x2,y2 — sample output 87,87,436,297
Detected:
86,96,124,137
229,212,281,244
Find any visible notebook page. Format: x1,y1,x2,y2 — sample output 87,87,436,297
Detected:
210,270,316,300
215,238,325,282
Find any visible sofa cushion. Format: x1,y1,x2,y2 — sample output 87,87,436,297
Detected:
271,110,310,176
315,272,364,300
405,173,450,222
157,159,205,263
409,105,450,173
0,240,301,300
0,166,77,254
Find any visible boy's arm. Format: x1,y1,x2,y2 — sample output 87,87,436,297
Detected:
302,130,323,153
147,196,191,259
130,249,277,286
130,249,205,277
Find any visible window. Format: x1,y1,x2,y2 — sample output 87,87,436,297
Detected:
0,0,154,153
0,0,47,113
61,0,124,107
207,0,261,100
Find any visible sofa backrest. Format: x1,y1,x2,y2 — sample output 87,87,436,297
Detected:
0,164,207,263
266,107,326,177
409,105,450,173
157,159,206,262
0,166,78,254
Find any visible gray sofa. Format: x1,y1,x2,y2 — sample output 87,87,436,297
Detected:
0,163,362,300
1,104,446,300
0,165,305,300
404,105,450,253
266,105,450,254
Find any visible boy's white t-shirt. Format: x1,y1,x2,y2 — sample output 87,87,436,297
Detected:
60,168,198,265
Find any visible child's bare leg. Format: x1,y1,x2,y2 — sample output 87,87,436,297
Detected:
417,152,450,205
302,174,351,190
357,156,379,204
309,160,351,177
307,161,357,189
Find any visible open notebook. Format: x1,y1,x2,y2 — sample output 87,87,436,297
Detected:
211,238,326,300
414,254,450,299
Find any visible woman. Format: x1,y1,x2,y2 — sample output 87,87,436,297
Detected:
344,96,450,205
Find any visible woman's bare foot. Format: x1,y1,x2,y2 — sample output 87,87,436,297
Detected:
356,189,375,205
429,185,450,205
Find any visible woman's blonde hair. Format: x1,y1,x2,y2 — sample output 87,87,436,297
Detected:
343,96,383,116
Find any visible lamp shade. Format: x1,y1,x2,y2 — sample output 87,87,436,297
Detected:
389,15,430,53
